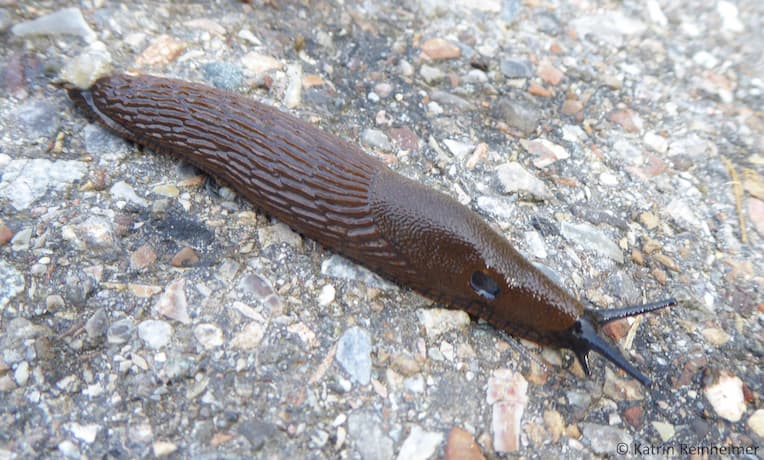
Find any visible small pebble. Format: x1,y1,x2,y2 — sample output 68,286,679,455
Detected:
445,428,484,460
717,0,744,32
0,220,12,246
560,99,583,115
135,35,186,67
60,44,113,89
77,216,115,251
443,139,474,160
152,184,179,198
130,244,157,270
317,284,335,307
336,326,372,385
85,308,109,339
0,159,87,211
11,228,32,252
137,320,173,349
13,361,29,386
231,322,266,350
488,370,528,453
571,12,646,47
152,441,178,457
608,109,643,133
241,52,282,76
321,254,393,289
622,406,643,428
537,60,563,85
417,308,471,338
361,129,393,152
107,318,134,345
421,38,461,60
111,181,148,208
704,372,746,422
492,98,540,134
397,425,443,460
500,58,533,78
194,323,224,349
496,162,551,201
170,247,200,267
561,222,624,263
748,409,764,438
543,410,564,442
420,64,445,84
651,421,675,442
519,138,570,168
202,62,244,90
154,279,191,324
258,222,302,248
12,7,96,42
283,63,302,109
347,412,394,460
581,423,632,456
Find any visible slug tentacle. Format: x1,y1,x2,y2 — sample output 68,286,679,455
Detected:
589,298,677,325
565,298,676,386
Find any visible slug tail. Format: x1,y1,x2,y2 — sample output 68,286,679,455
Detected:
566,298,676,387
65,80,137,140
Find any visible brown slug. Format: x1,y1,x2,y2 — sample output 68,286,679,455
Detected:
66,73,675,386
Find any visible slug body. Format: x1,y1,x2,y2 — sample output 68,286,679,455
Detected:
68,74,674,386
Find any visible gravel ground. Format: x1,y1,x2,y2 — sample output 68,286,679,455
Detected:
1,0,763,458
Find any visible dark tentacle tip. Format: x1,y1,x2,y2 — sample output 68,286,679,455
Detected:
566,298,676,387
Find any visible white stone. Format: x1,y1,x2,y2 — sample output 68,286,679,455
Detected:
0,159,88,210
704,373,746,422
496,162,551,200
317,284,336,307
12,7,96,42
68,422,101,443
416,308,471,339
137,320,172,349
396,425,443,460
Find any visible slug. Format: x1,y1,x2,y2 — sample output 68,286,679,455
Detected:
66,73,675,386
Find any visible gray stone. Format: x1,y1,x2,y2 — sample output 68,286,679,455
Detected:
107,319,134,345
500,58,533,78
336,326,372,385
420,64,445,84
0,159,88,211
476,196,517,220
570,12,646,47
0,9,12,33
85,309,109,339
237,420,276,451
110,181,147,208
581,423,632,455
361,129,393,152
202,62,244,90
496,162,551,200
13,101,60,139
396,425,443,460
321,255,394,289
137,320,173,349
83,124,131,164
348,411,394,460
12,7,96,42
561,221,624,263
492,98,539,135
238,273,276,300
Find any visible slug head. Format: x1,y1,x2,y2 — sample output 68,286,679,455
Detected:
370,169,675,386
560,298,676,386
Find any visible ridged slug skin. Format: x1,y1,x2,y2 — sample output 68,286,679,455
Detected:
68,74,674,385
